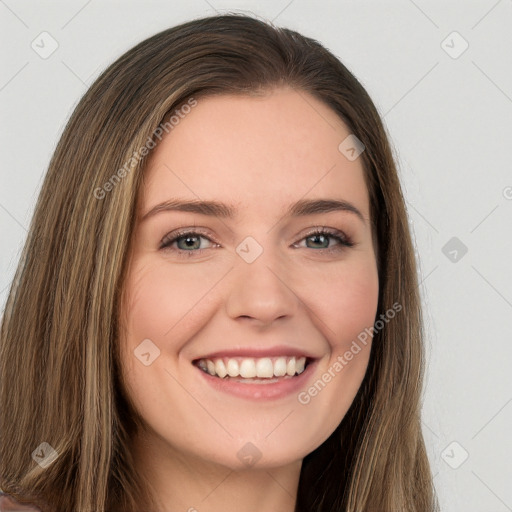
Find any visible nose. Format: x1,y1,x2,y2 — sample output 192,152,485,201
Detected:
224,248,300,327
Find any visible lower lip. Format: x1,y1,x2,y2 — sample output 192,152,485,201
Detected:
194,360,318,400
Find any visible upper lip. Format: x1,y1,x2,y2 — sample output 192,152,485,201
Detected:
193,345,320,361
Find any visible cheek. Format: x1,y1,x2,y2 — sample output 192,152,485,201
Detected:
118,260,201,427
118,258,222,399
297,255,378,401
121,259,212,345
334,268,379,348
119,261,177,386
300,255,379,350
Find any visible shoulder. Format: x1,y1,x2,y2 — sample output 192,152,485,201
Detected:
0,493,42,511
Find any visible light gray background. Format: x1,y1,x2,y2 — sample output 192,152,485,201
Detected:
1,1,511,510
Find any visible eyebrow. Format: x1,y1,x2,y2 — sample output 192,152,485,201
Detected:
141,197,367,225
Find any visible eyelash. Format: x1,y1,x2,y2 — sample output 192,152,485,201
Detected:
160,227,354,258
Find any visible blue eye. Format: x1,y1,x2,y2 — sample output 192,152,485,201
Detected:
160,227,354,258
160,231,215,257
296,228,354,251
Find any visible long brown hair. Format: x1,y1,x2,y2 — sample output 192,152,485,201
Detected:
0,13,439,511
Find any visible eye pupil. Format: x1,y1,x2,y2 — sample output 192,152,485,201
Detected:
179,235,200,250
307,234,329,249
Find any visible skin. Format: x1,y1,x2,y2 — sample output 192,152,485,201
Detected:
119,86,379,512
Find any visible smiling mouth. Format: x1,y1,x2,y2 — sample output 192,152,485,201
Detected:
193,355,313,380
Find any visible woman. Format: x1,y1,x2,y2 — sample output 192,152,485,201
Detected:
0,13,439,512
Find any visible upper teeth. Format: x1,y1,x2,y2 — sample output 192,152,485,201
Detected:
197,356,307,379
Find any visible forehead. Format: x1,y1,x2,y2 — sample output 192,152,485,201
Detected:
140,88,370,221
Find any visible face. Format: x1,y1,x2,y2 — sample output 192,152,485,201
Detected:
119,87,379,473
